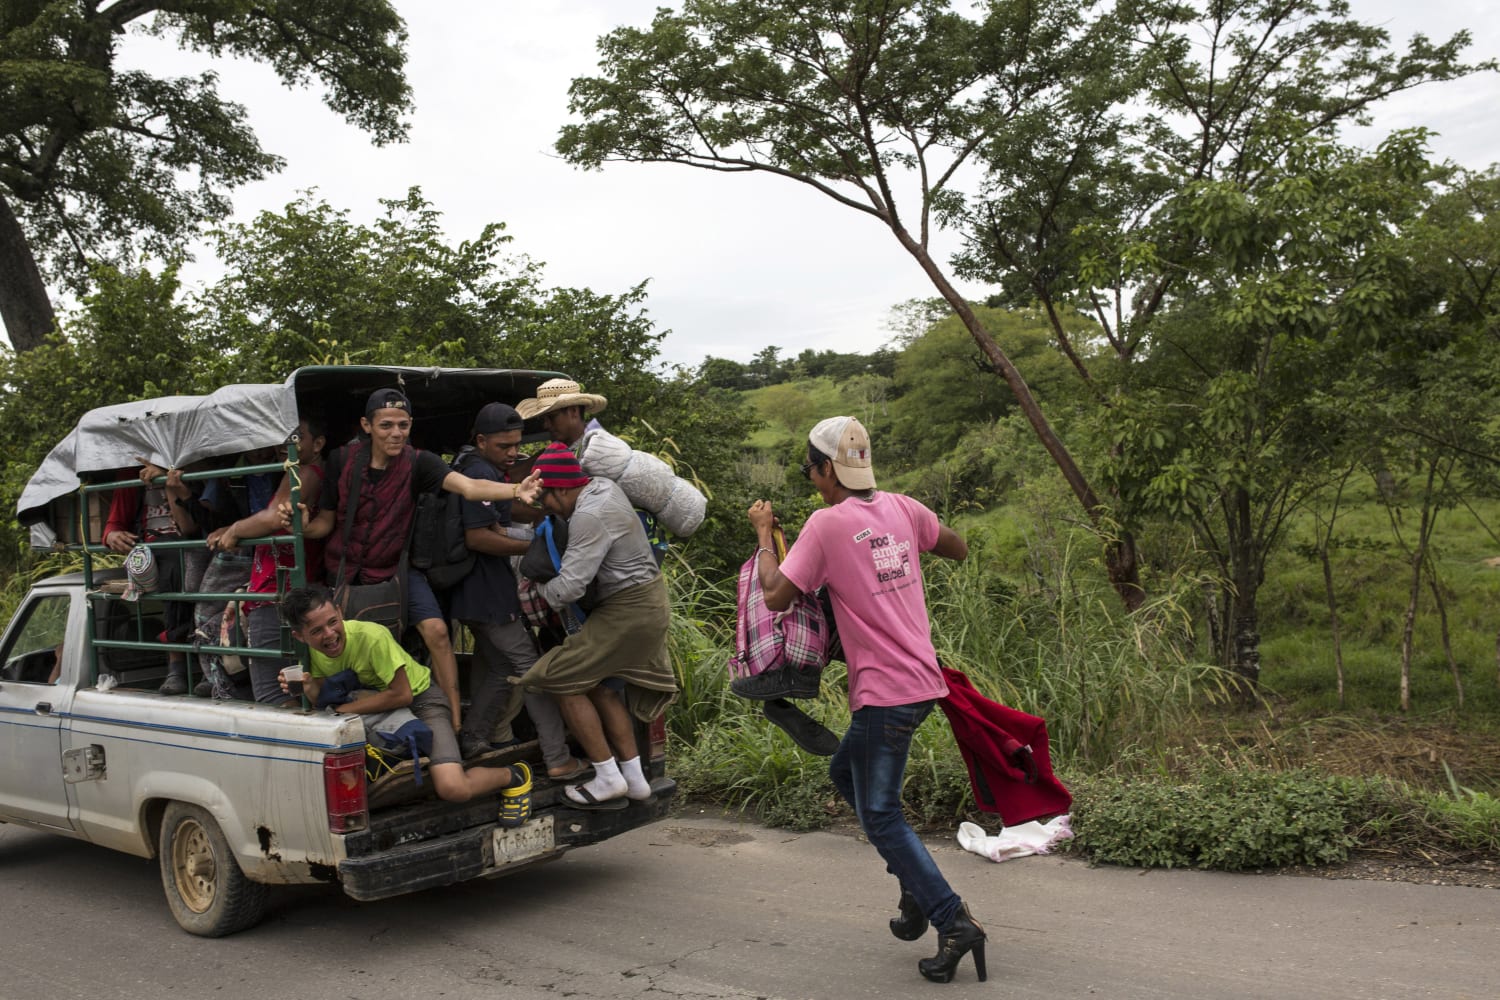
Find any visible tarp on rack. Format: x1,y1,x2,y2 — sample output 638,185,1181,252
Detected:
16,383,297,524
15,365,569,532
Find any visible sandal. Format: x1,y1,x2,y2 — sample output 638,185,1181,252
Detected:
564,783,628,811
498,762,533,828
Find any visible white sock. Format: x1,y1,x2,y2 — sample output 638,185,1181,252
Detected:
573,757,626,802
619,755,652,800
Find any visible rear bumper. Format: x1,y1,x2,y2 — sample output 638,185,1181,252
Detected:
338,777,676,902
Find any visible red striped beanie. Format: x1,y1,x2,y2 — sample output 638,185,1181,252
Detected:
534,442,591,489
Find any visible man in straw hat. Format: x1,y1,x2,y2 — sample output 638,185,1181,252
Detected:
515,377,607,453
510,442,677,810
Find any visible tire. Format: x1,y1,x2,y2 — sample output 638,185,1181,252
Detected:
158,802,270,937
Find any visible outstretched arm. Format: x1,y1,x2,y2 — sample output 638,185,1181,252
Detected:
442,467,542,506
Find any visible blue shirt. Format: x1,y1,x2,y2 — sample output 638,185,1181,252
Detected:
450,451,521,624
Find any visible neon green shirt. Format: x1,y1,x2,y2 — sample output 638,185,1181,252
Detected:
307,619,431,696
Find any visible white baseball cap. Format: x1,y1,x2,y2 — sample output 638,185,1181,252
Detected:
808,416,875,491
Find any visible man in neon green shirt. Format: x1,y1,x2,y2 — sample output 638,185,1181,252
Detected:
280,585,529,808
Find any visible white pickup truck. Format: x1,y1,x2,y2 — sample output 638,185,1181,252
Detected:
0,366,677,936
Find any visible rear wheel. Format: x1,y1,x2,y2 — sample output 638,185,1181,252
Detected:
158,802,269,937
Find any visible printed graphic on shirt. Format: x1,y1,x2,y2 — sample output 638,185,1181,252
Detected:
868,531,914,589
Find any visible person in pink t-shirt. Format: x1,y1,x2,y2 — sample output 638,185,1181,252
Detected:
745,416,987,985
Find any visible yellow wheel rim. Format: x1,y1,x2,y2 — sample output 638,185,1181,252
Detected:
171,817,217,914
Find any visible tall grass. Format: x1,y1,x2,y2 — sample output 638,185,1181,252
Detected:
925,530,1228,769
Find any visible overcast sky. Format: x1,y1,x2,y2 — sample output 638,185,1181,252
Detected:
120,1,1500,371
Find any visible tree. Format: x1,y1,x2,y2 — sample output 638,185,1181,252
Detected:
197,187,671,423
961,0,1483,376
1097,133,1494,687
950,2,1482,652
699,355,754,390
0,0,412,351
887,303,1081,467
557,0,1153,609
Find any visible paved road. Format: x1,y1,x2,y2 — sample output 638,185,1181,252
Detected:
1,809,1495,1000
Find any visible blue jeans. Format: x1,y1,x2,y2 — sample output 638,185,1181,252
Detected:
830,700,961,931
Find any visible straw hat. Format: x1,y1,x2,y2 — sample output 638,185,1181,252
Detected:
516,378,608,420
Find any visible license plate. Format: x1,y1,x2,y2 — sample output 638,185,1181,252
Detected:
492,814,555,866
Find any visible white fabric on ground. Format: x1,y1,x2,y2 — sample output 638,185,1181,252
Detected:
957,815,1074,863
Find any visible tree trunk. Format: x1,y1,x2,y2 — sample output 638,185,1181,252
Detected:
1203,580,1223,661
1320,545,1345,709
1227,559,1261,695
0,195,57,352
1399,490,1436,714
1316,468,1353,709
1399,544,1420,713
1231,611,1260,698
1426,569,1463,709
890,226,1146,611
1220,485,1261,693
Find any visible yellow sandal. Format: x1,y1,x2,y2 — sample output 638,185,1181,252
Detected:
498,761,533,828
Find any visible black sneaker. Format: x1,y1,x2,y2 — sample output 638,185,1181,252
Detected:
158,675,188,696
731,668,822,701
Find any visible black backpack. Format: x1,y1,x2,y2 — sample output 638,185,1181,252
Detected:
408,452,477,591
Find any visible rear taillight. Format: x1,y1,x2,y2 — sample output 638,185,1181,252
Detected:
323,749,368,833
648,713,667,764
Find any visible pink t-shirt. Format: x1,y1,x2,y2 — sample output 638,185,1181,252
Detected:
780,492,948,711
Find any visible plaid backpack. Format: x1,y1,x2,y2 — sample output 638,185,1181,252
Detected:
728,529,829,679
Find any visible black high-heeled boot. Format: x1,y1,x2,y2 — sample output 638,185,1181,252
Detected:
917,903,987,983
889,890,928,941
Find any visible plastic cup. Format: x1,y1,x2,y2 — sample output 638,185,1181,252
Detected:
284,666,305,696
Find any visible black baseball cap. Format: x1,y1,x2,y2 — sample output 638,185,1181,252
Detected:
364,388,412,419
473,401,523,437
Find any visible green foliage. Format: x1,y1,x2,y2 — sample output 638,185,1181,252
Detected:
1068,760,1370,870
0,263,218,572
0,542,84,626
927,531,1228,768
1,0,411,348
1424,772,1500,853
885,305,1081,467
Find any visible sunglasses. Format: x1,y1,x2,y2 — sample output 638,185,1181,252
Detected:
800,459,823,480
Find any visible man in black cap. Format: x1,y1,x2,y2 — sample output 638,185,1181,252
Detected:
291,389,540,732
449,403,584,775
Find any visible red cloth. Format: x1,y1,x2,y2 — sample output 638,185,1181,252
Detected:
937,666,1072,826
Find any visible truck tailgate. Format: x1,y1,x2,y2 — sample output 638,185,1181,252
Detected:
338,777,676,901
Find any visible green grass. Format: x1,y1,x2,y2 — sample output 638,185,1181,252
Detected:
1257,491,1500,718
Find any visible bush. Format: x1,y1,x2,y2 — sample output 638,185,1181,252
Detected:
1067,760,1373,869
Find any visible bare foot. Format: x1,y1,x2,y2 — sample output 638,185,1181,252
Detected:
547,758,589,780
